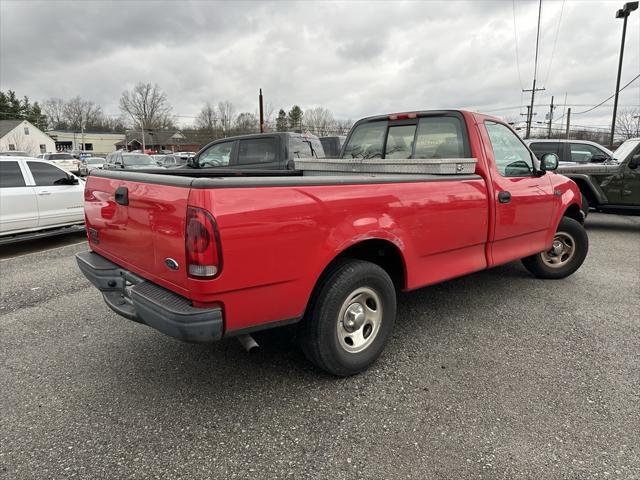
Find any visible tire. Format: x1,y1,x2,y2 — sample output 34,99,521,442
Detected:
521,217,589,279
581,193,589,218
299,259,397,377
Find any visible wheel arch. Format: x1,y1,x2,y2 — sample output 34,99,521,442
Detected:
562,203,584,224
304,238,407,317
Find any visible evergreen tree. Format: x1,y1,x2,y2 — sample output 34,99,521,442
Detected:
276,109,288,131
0,90,48,130
288,105,303,131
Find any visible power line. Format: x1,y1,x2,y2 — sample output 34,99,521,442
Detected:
524,0,545,139
542,0,566,87
512,0,524,90
573,73,640,114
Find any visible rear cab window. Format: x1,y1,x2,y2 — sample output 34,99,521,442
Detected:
341,113,470,160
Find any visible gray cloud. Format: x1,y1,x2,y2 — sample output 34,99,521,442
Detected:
1,0,638,130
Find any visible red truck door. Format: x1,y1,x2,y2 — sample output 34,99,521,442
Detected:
481,121,555,266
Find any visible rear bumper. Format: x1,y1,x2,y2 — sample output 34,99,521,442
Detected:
76,251,223,342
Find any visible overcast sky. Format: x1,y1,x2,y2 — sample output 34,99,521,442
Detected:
1,0,639,131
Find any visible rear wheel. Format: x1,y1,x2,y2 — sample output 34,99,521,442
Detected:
521,217,588,279
299,259,396,377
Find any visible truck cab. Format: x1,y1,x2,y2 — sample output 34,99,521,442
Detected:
192,132,325,170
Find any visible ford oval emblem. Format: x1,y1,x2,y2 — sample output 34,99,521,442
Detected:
165,258,179,271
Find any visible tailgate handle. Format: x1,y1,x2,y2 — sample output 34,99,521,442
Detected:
115,186,129,206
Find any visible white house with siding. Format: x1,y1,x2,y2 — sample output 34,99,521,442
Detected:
0,120,55,156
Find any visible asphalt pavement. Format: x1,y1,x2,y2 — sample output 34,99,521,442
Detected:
1,213,639,479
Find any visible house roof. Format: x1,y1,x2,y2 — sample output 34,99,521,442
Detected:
0,120,24,138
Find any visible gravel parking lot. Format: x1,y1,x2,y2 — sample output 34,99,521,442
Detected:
1,213,638,479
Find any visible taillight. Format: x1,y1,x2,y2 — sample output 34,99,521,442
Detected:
185,206,222,278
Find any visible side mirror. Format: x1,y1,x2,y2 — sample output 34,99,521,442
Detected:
591,155,608,163
628,154,640,169
68,175,79,185
540,153,559,172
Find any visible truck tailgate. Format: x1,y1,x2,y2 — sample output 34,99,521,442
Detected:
84,175,191,294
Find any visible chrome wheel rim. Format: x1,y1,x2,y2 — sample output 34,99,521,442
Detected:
541,231,576,268
336,287,382,354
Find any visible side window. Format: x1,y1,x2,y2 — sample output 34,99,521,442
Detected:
385,125,416,159
341,121,386,159
0,161,26,187
27,162,70,186
414,117,467,158
529,142,561,160
199,142,233,167
237,138,276,166
289,136,323,158
485,122,534,177
570,143,607,163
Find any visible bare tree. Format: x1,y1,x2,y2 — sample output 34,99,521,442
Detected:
196,102,218,132
235,112,258,134
217,101,235,137
616,108,640,140
334,118,353,135
42,97,67,129
119,82,173,130
64,96,103,130
303,107,336,136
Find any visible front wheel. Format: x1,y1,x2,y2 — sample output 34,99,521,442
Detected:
521,217,588,279
299,259,396,377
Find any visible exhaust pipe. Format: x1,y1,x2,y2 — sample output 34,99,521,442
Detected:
237,334,259,353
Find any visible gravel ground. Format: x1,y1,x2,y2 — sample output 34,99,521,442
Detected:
1,213,639,479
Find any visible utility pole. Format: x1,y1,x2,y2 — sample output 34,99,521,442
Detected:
259,88,265,133
141,120,145,152
610,2,638,148
565,108,571,138
524,0,545,139
547,96,555,138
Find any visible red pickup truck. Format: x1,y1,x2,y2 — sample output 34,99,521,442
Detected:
77,110,588,376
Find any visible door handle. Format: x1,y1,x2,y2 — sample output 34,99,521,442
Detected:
38,191,51,196
498,191,511,203
114,186,129,206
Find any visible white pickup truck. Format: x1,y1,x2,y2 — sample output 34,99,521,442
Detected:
0,157,85,245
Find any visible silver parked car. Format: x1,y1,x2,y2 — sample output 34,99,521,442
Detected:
79,157,106,176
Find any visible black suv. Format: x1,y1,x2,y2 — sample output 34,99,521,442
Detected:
192,132,324,170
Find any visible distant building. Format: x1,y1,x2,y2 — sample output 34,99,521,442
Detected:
0,119,56,156
115,130,216,153
46,130,125,156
